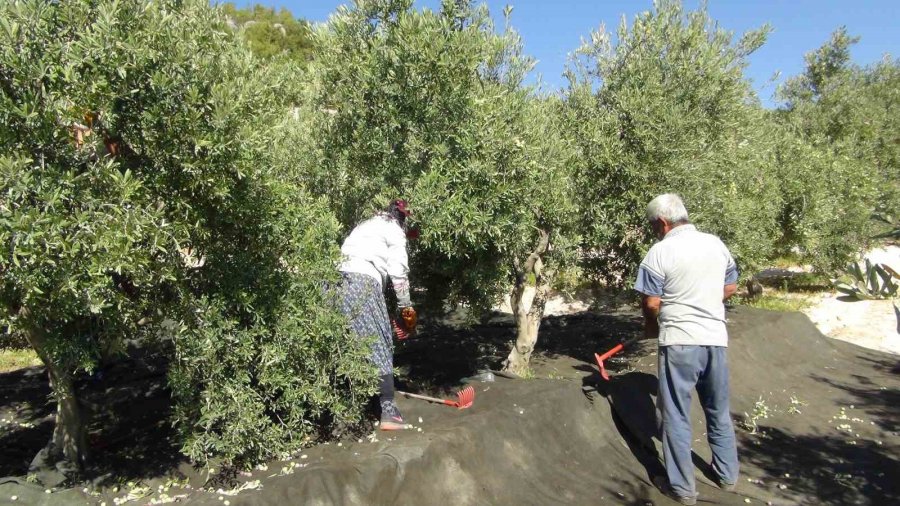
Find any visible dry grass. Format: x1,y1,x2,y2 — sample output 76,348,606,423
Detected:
745,269,829,312
745,291,817,312
0,347,41,372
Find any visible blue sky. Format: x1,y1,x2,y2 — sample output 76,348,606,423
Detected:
228,0,898,106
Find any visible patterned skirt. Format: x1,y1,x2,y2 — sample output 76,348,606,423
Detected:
338,271,393,376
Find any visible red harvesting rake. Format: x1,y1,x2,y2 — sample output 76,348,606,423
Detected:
391,319,410,340
397,386,475,410
594,337,639,381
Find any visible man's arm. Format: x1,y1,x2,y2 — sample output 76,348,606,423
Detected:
634,254,664,340
641,295,661,339
724,283,737,300
723,244,739,301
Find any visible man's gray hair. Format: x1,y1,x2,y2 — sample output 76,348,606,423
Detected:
646,193,689,224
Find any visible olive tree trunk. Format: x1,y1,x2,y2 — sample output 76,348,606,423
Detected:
503,229,551,376
20,308,88,474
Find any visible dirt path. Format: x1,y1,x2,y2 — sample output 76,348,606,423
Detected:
802,245,900,356
804,296,899,355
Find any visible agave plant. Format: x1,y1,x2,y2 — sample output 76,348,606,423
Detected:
833,259,899,300
873,213,900,240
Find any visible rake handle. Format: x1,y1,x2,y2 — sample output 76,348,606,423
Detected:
397,390,456,406
596,343,624,362
597,336,641,362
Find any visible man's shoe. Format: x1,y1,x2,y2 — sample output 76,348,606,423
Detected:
716,477,736,492
652,475,697,505
379,400,410,431
675,495,697,506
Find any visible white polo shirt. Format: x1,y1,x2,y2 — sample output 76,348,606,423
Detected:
634,224,738,347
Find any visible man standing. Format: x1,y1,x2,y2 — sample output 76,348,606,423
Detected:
634,194,740,505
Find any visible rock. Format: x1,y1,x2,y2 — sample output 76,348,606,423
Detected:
746,278,764,299
27,447,77,488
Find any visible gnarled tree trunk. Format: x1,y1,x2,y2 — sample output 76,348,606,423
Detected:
503,229,551,376
20,308,88,476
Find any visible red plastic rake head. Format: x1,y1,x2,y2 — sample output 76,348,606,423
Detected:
454,386,475,409
392,319,410,340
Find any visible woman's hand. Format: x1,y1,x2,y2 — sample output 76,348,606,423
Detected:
400,306,417,334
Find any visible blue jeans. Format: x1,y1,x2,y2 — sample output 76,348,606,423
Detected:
658,345,739,498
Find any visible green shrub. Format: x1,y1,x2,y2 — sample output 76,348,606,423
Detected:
222,2,316,63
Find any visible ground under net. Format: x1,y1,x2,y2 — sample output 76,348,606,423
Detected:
1,307,897,505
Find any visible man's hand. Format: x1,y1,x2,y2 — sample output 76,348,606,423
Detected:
641,295,661,339
724,283,737,301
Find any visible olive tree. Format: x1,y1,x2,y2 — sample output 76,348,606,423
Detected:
565,0,781,286
768,124,878,272
303,0,577,374
774,28,898,270
1,0,374,472
1,0,186,472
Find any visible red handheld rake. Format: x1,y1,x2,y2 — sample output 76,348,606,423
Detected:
594,337,640,381
391,319,410,340
397,386,475,410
